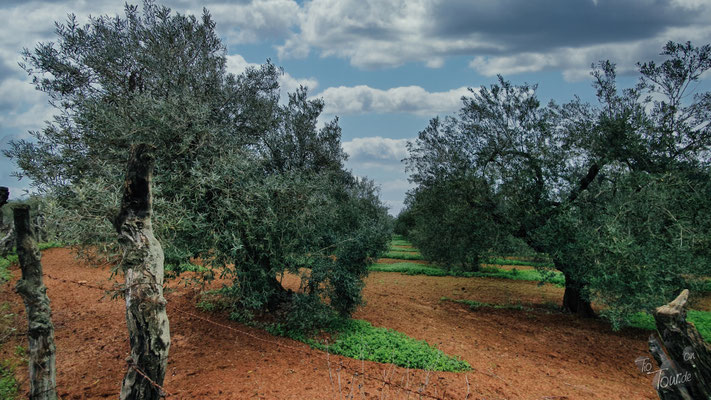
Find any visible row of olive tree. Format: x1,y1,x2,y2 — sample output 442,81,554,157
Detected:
5,1,390,324
401,42,711,327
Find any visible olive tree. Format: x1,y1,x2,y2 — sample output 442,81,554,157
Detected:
5,1,389,328
405,42,711,321
402,173,501,271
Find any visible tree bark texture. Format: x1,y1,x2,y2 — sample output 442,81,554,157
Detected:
0,186,14,257
13,204,57,400
113,144,170,400
561,270,595,317
649,289,711,399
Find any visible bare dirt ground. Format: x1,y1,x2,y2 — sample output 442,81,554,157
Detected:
0,248,672,399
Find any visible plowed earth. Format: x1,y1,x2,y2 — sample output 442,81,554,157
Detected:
0,248,677,399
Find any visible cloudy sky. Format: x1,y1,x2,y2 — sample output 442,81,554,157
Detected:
1,0,710,214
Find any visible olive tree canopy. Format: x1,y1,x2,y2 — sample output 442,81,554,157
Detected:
5,1,390,323
404,42,711,324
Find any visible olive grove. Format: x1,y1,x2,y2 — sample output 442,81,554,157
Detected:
403,42,711,326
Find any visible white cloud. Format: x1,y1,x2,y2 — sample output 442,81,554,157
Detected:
0,102,55,131
379,178,415,192
277,0,503,69
671,0,710,9
276,0,711,79
0,78,44,109
470,53,555,77
4,185,35,201
190,0,301,44
316,85,470,116
383,199,405,216
342,136,409,170
342,139,413,215
470,24,711,81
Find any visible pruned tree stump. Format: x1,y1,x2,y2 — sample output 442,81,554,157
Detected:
114,144,171,400
649,289,711,399
14,204,57,400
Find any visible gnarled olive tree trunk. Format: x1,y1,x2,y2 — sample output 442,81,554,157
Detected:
648,289,711,399
14,204,57,400
0,187,14,257
113,144,170,400
559,267,595,318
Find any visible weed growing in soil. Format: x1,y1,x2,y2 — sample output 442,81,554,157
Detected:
370,262,565,286
389,235,412,247
484,257,553,268
441,297,533,311
0,242,63,283
308,319,471,372
371,263,448,276
0,360,18,400
165,262,207,274
439,297,560,313
0,293,22,399
0,257,13,283
200,288,471,372
387,246,420,253
382,251,424,260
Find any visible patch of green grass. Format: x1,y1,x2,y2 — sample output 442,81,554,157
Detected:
382,251,424,260
165,262,208,273
0,242,64,283
214,286,469,372
196,300,216,312
370,262,448,276
0,255,18,283
369,262,565,286
387,246,419,253
308,319,470,372
0,361,18,400
440,297,536,312
0,302,20,400
475,268,565,286
390,239,414,247
626,312,656,331
628,310,711,343
0,259,12,283
689,310,711,342
484,257,553,268
37,242,63,251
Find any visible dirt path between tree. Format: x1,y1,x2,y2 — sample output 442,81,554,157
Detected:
0,248,663,399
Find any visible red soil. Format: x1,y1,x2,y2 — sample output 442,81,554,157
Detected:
0,248,665,399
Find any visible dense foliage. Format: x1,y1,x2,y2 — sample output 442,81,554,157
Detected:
4,1,390,321
404,42,711,326
402,174,500,271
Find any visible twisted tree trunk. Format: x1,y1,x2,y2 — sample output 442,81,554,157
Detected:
648,289,711,399
14,204,57,400
114,144,170,400
0,187,14,257
560,269,595,318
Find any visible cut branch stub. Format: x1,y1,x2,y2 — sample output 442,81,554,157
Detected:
13,204,57,400
649,289,711,399
116,144,171,400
